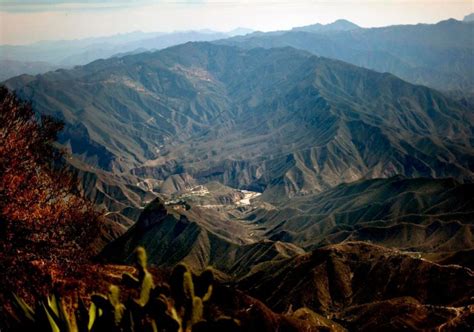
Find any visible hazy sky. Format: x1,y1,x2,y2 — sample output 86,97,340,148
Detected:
1,0,473,45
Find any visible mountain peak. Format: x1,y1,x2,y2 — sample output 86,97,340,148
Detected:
292,19,360,33
437,18,461,25
136,198,168,231
227,27,254,36
332,19,358,26
463,13,474,22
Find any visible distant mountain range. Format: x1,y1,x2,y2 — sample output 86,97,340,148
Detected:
0,28,253,81
464,13,474,22
0,59,57,82
220,18,474,95
4,16,473,96
292,19,360,33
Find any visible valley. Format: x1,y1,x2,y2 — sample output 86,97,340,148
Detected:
5,42,474,218
1,11,473,331
5,37,473,273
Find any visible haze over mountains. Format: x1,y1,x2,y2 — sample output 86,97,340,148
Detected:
221,18,474,95
3,17,473,97
2,14,474,331
464,13,474,22
291,19,360,33
0,28,253,81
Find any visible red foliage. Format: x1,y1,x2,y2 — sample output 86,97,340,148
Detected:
0,86,102,298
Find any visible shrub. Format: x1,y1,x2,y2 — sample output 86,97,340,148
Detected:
0,86,102,299
9,247,240,332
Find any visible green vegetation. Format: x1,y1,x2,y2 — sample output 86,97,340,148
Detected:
8,246,239,332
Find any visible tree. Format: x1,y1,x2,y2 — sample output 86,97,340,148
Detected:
0,86,102,298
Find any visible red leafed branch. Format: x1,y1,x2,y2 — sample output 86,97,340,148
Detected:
0,86,102,298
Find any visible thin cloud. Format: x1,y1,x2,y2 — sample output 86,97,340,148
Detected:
1,0,466,13
1,0,472,44
0,0,206,12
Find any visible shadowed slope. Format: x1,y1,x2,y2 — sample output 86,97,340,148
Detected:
238,241,474,331
101,197,304,277
249,177,474,254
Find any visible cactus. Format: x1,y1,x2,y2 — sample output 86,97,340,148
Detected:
190,297,203,326
146,293,181,332
170,263,215,331
194,268,214,302
108,285,125,325
88,284,125,331
122,246,155,307
8,247,238,332
170,263,189,310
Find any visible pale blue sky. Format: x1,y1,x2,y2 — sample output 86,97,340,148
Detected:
1,0,473,44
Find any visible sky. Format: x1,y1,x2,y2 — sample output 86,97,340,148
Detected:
1,0,473,45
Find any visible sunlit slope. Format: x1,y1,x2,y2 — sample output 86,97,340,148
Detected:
6,42,474,207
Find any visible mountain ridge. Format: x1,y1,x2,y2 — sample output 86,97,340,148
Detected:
292,19,360,33
220,18,474,93
5,42,473,218
100,176,474,274
238,241,474,330
0,29,252,81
